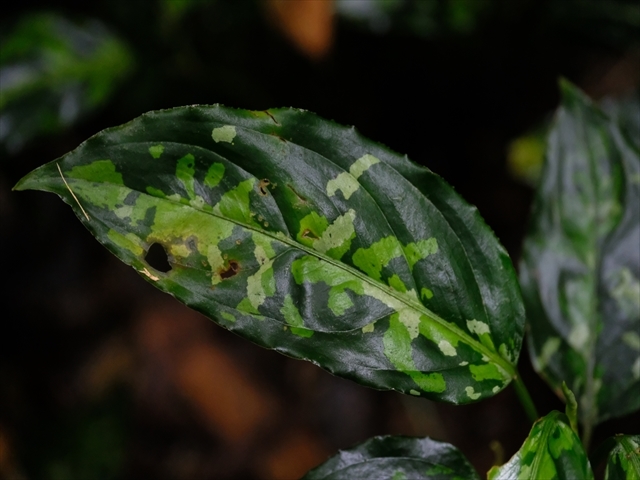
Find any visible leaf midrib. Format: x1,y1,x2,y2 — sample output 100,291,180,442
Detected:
66,174,516,378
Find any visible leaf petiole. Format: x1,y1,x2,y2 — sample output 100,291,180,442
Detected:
513,373,539,423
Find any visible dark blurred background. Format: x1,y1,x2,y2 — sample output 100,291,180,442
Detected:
1,1,639,479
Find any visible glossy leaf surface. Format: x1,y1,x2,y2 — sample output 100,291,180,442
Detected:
488,411,593,480
520,81,640,428
303,435,479,480
604,435,640,480
15,105,525,403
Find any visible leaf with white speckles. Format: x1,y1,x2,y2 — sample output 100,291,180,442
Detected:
488,411,593,480
302,435,480,480
520,81,640,433
14,104,525,404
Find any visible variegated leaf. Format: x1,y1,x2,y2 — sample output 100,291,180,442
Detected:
604,435,640,480
520,81,640,435
15,105,525,403
302,435,480,480
488,411,593,480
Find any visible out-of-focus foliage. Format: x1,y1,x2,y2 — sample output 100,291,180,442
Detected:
520,81,640,443
0,13,132,152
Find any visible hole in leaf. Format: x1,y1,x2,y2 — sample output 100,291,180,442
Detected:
258,178,270,196
301,229,318,240
219,260,240,279
145,243,172,273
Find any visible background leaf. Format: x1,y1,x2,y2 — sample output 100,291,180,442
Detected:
302,435,480,480
520,81,640,440
0,13,132,153
15,105,525,404
604,435,640,480
488,410,593,480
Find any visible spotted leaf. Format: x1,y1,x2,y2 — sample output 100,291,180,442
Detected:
488,411,593,480
602,435,640,480
14,105,525,403
302,435,480,480
520,81,640,433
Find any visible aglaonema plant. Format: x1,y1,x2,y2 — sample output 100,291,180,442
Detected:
14,80,639,478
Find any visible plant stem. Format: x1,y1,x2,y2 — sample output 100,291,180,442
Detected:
513,372,539,423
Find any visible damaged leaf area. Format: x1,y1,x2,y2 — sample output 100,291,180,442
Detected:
520,82,640,430
603,435,640,480
14,105,525,403
488,411,593,480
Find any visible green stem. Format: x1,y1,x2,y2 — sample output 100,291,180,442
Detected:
513,372,539,423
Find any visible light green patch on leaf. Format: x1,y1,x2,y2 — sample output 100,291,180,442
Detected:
146,186,165,197
438,340,457,357
469,363,506,382
148,144,164,159
409,389,420,396
352,235,404,281
402,238,438,270
221,312,236,323
281,295,313,338
67,159,123,185
383,313,446,393
466,319,496,351
537,337,561,370
107,229,144,256
326,172,359,199
176,153,196,200
425,464,454,475
465,386,481,400
467,319,490,335
325,154,380,200
362,322,375,333
568,323,589,352
204,162,225,188
388,274,407,293
349,153,380,178
211,125,236,143
610,267,640,318
623,332,640,350
391,471,406,480
297,211,329,247
213,178,256,224
313,209,356,259
246,234,276,312
291,255,365,316
421,287,434,300
237,297,260,315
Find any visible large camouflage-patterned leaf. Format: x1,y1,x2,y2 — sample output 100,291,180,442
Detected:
302,435,479,480
520,81,640,437
603,435,640,480
488,411,593,480
14,105,525,403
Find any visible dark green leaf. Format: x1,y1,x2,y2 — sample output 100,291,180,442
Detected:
0,13,133,152
488,411,593,480
520,81,640,433
604,435,640,480
15,105,525,403
302,435,479,480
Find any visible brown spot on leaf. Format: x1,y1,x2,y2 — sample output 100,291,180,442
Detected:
219,260,240,279
287,184,307,203
263,110,280,125
301,229,318,240
270,132,287,143
258,178,271,196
